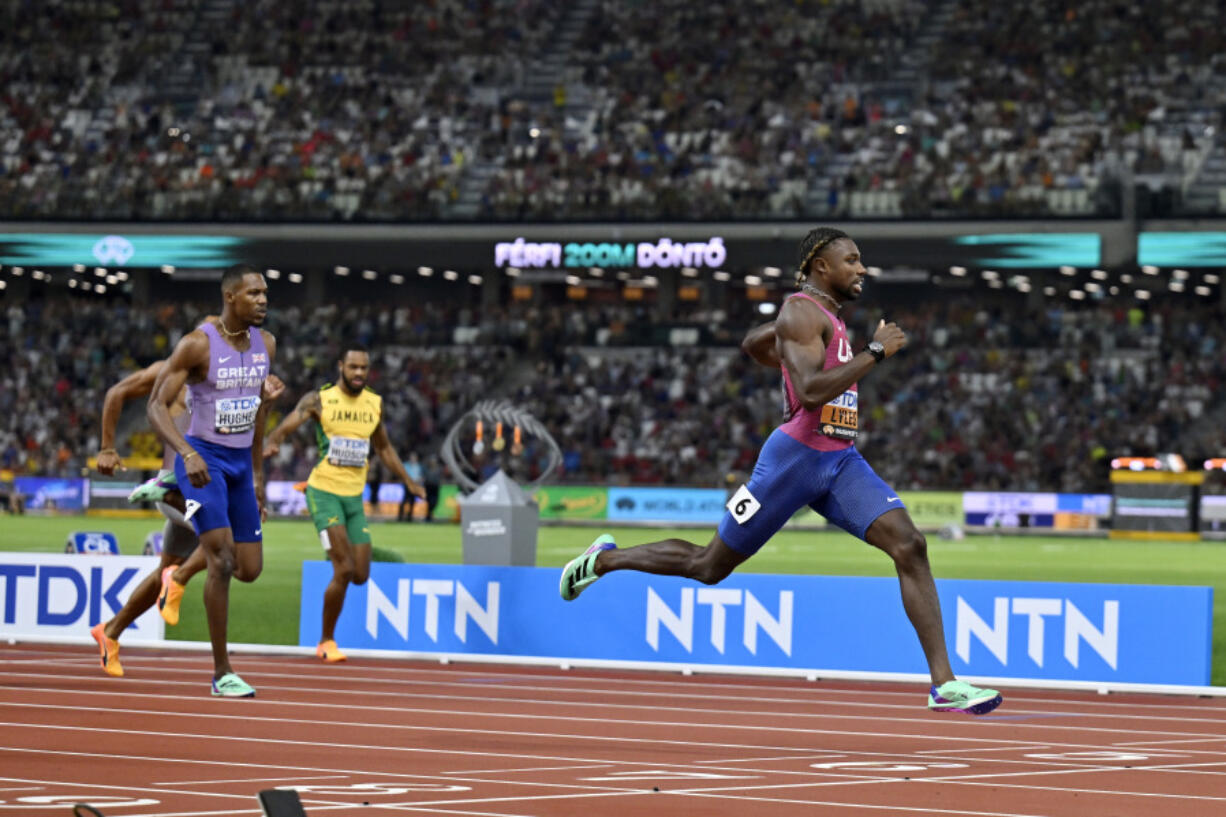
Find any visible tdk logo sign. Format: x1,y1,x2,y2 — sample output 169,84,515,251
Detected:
92,235,135,265
645,587,793,656
0,563,138,626
956,596,1118,669
366,579,499,645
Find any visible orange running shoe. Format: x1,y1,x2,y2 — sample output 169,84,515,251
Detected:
157,565,185,626
90,622,123,677
315,640,347,663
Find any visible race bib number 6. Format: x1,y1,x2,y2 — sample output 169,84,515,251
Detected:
726,484,761,525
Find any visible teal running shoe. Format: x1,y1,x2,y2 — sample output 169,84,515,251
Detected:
928,679,1002,715
559,534,616,601
211,672,256,698
128,471,178,504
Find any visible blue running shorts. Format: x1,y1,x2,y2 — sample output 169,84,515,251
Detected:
173,435,263,542
718,429,904,556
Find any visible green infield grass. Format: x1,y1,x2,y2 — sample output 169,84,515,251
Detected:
4,514,1222,685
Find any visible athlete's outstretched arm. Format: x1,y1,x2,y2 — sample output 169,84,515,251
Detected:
98,361,166,474
371,422,425,499
741,321,780,368
262,389,321,457
776,299,877,410
148,330,211,487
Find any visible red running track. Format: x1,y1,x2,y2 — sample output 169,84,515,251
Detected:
1,642,1224,816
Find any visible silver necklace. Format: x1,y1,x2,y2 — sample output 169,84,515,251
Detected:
800,283,841,312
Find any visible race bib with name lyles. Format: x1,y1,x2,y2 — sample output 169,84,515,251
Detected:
818,389,858,440
327,436,371,468
214,395,261,435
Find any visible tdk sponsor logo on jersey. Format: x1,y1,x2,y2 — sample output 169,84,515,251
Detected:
301,565,1212,686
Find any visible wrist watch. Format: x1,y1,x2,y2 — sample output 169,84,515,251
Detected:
867,341,886,362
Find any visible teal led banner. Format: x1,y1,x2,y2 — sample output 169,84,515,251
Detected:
952,233,1101,268
1138,232,1226,267
0,234,242,269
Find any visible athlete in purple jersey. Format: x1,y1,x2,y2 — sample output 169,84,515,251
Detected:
560,227,1002,716
148,264,277,697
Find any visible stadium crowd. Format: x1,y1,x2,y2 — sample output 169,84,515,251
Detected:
3,293,1224,495
3,0,1223,221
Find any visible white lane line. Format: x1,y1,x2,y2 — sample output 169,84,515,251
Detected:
2,684,1220,746
153,774,350,786
6,656,1224,716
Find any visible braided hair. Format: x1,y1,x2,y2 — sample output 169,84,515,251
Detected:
794,227,850,287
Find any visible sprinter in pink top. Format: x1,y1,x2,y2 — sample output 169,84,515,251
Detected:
558,227,1002,716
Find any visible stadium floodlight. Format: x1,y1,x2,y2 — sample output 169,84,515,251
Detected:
988,279,1003,289
866,266,882,277
1069,289,1086,300
1109,286,1119,295
1173,269,1190,280
1059,265,1076,276
1017,282,1031,293
1205,273,1220,284
504,267,520,277
894,124,908,135
1120,273,1132,283
617,271,631,281
105,275,118,285
1091,269,1108,280
161,264,174,274
713,270,731,281
565,275,581,286
11,267,23,276
72,264,84,273
389,273,404,284
744,275,762,286
763,266,782,277
334,266,350,276
265,269,280,279
362,269,377,280
1195,285,1212,296
0,281,5,290
529,127,541,139
94,283,106,294
1043,286,1056,296
1135,289,1151,300
981,269,998,279
287,272,302,283
68,279,77,289
758,302,777,315
31,270,43,280
590,267,605,276
1170,281,1185,292
1084,281,1101,293
443,270,459,281
642,275,659,287
949,266,967,276
94,267,106,277
417,266,434,277
1141,265,1159,275
468,274,483,286
116,271,129,281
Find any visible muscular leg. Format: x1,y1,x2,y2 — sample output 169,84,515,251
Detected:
196,527,243,679
104,521,193,639
596,532,749,585
233,541,263,583
865,508,954,686
320,527,357,642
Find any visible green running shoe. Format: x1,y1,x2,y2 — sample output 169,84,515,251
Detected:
928,679,1002,715
211,672,256,698
128,471,178,504
559,534,616,601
